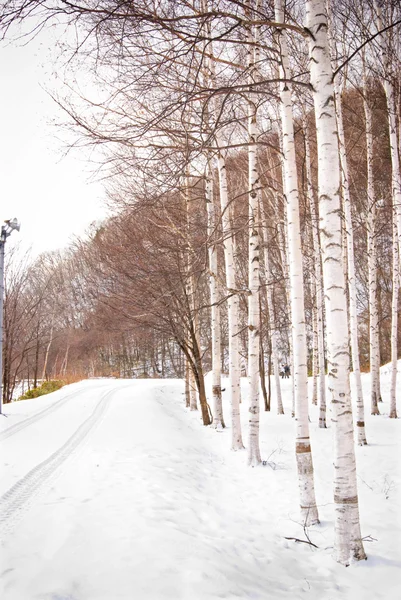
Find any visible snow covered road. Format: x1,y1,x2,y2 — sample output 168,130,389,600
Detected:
1,379,280,600
0,377,400,600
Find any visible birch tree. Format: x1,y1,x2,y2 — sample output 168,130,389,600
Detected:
206,159,225,428
276,0,319,525
333,75,367,443
362,57,381,415
204,16,245,449
245,0,262,466
305,0,366,565
260,198,284,415
303,114,327,426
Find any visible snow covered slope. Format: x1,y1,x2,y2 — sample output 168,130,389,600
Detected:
0,372,400,599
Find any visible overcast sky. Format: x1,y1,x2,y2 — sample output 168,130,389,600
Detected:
0,24,108,258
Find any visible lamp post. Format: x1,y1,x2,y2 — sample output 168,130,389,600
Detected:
0,218,20,415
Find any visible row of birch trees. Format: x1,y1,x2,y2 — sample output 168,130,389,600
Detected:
1,0,401,566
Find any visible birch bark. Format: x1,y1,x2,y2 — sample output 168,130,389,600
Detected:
311,282,318,407
375,3,401,417
334,84,367,444
189,366,198,411
303,116,326,424
201,5,224,430
41,309,55,382
305,0,366,565
390,205,399,419
246,0,262,466
203,4,243,447
185,359,190,408
217,147,244,449
376,3,401,262
206,159,225,429
260,199,284,415
276,0,319,525
362,61,381,416
278,205,295,417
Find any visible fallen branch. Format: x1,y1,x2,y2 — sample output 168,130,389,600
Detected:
284,536,318,549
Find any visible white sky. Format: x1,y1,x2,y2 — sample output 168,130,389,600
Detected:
0,24,108,258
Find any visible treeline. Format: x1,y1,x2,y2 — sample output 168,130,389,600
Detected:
4,84,396,400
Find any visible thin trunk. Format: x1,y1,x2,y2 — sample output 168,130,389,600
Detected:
278,214,295,417
267,339,272,409
206,159,225,429
41,311,55,382
260,334,269,411
192,335,211,425
185,359,190,408
363,61,380,416
335,84,367,444
276,0,319,525
260,198,284,414
189,364,198,411
390,206,399,418
304,116,326,423
375,4,401,416
306,0,366,565
202,8,224,430
33,324,40,388
311,285,318,406
259,279,269,412
217,147,244,449
376,3,401,264
247,0,262,466
206,10,244,447
184,174,199,414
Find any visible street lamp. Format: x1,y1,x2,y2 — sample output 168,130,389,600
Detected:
0,218,21,415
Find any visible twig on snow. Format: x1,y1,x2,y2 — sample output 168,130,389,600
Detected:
284,536,319,549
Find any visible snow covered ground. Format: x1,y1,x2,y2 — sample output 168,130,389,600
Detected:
0,368,400,600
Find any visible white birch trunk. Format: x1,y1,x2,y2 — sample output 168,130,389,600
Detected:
206,160,225,429
362,63,381,416
61,344,70,377
185,174,199,413
246,0,262,466
217,146,244,450
278,204,295,417
276,138,296,417
390,205,399,418
41,312,55,382
311,292,318,406
335,85,367,444
189,366,198,411
201,7,224,429
204,8,243,446
276,0,319,525
260,199,284,415
376,3,401,265
375,4,401,417
185,359,190,408
304,117,327,424
306,0,366,565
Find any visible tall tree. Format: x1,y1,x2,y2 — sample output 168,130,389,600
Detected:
305,0,366,565
276,0,319,525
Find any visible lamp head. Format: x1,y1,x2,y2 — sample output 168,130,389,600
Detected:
4,218,20,232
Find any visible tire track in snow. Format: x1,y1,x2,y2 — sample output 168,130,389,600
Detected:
0,384,108,441
0,385,122,536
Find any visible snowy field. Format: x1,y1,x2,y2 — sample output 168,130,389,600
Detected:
0,368,400,600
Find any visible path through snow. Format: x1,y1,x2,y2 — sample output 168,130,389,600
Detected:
0,375,400,599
